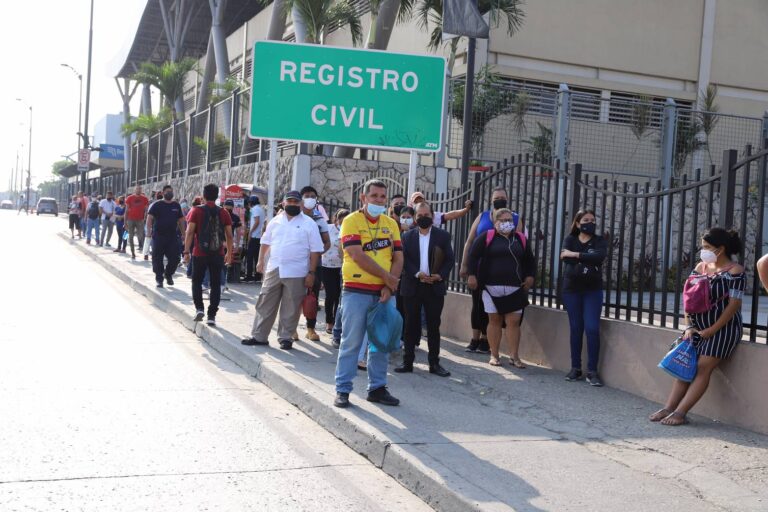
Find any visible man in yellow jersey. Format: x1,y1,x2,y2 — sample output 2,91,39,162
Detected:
333,179,404,408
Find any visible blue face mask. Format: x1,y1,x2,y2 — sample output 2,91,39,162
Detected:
366,203,387,218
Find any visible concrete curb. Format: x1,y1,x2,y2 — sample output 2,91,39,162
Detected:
61,233,492,512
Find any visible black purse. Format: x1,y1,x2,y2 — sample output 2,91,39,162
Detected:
489,287,529,314
575,262,601,284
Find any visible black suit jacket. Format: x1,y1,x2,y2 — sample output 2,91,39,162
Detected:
400,226,455,297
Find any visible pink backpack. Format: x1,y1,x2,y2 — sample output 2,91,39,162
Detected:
485,229,527,250
682,265,732,314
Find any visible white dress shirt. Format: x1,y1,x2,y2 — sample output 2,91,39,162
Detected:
262,212,324,278
417,227,431,277
249,205,265,238
100,198,116,220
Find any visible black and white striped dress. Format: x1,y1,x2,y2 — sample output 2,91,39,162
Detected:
688,269,746,359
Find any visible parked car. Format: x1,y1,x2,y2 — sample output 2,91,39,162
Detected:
36,197,58,216
0,200,12,210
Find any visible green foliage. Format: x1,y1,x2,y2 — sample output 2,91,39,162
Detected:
51,160,70,176
193,133,230,161
630,95,653,141
283,0,363,45
210,77,248,105
521,122,553,164
121,108,173,139
132,58,197,118
697,84,719,137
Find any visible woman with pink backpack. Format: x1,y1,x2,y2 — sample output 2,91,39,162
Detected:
649,227,745,426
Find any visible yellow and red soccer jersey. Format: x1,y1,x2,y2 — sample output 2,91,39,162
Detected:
341,210,402,293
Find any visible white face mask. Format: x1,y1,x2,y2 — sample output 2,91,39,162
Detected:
303,197,317,209
400,217,413,227
700,249,718,264
497,221,515,234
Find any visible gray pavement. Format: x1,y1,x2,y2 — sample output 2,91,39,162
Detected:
0,211,431,512
41,212,768,511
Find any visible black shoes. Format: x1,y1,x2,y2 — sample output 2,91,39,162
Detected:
586,372,604,387
465,338,480,352
334,392,350,408
366,386,400,406
241,337,269,346
331,339,340,349
394,364,413,373
476,338,491,354
206,317,216,327
193,310,204,322
565,368,584,381
166,276,174,286
429,364,451,377
155,279,163,288
279,339,293,350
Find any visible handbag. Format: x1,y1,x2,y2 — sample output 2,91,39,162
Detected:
575,262,601,285
658,337,698,382
302,288,318,319
489,287,529,314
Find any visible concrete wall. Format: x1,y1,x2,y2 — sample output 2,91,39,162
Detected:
441,291,768,435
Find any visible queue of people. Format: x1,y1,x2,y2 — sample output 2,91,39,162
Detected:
71,177,750,428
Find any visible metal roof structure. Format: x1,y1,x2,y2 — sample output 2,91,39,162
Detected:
115,0,265,79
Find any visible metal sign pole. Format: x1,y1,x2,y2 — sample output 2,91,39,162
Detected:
267,139,277,221
407,150,418,201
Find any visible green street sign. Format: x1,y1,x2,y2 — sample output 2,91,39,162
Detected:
249,41,446,152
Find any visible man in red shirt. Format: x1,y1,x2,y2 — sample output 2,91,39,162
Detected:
184,183,234,326
125,185,149,260
77,191,89,234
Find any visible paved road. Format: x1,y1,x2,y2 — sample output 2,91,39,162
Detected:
0,211,430,512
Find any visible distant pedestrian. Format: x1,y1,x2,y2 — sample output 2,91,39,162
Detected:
398,206,415,233
333,179,403,409
409,191,472,227
466,208,535,368
125,185,149,260
321,209,349,334
649,228,745,427
241,190,324,350
299,186,331,342
244,196,265,282
67,195,82,239
560,209,607,386
98,191,116,247
113,196,127,253
184,184,234,327
85,197,101,245
180,198,190,217
77,191,88,234
395,202,454,377
146,185,185,288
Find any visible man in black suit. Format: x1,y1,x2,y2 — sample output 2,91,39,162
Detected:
395,202,455,377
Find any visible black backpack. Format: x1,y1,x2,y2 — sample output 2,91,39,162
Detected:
197,205,224,254
87,201,100,219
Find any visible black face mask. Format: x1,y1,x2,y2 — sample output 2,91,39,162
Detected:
284,205,301,216
163,192,174,201
580,222,596,235
393,204,405,216
493,199,508,210
107,197,113,202
416,216,433,229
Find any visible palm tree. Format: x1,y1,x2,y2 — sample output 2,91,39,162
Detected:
283,0,364,45
132,58,198,123
120,109,173,140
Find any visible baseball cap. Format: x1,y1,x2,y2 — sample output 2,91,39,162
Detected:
248,195,259,205
283,190,301,201
224,199,235,207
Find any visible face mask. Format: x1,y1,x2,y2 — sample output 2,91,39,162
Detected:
400,217,413,227
580,222,596,235
700,249,718,264
393,204,405,216
497,221,515,234
180,202,187,208
107,197,113,202
366,203,387,218
119,200,125,205
303,197,317,209
163,192,174,201
416,216,433,229
284,205,301,216
493,198,508,210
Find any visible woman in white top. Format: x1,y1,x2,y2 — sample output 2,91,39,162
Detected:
321,209,349,334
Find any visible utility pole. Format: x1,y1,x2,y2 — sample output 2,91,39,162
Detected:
81,0,95,193
26,106,32,212
459,1,479,189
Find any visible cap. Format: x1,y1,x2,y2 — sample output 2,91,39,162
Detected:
283,190,301,201
248,195,260,205
224,199,235,207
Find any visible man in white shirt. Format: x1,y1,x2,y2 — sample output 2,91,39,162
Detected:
244,196,266,282
241,190,324,350
98,191,117,247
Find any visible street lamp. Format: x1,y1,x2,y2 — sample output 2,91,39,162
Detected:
60,63,83,152
16,99,32,213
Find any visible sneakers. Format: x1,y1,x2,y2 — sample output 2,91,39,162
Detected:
241,337,269,346
586,372,604,387
193,310,205,322
565,368,584,381
166,276,174,286
331,339,340,349
306,328,320,341
465,338,480,352
333,392,350,408
366,386,400,406
476,338,491,354
206,317,216,327
279,339,293,350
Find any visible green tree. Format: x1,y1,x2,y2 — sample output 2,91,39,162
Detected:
282,0,363,45
51,160,70,176
120,109,173,140
132,58,197,122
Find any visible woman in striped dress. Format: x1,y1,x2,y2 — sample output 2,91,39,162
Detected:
649,227,745,426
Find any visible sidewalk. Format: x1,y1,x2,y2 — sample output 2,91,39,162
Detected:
62,232,768,512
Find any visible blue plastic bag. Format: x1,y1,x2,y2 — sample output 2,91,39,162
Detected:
366,300,403,354
658,337,698,382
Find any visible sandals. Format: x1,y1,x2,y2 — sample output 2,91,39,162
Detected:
649,408,671,422
510,358,527,369
489,357,503,366
660,411,689,426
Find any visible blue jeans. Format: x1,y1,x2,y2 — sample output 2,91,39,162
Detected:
335,291,390,394
562,289,603,372
86,218,100,242
332,303,343,341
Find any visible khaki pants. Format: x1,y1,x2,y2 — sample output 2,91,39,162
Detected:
250,269,306,342
126,219,145,255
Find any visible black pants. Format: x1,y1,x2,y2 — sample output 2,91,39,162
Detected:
306,266,323,329
116,224,126,251
470,287,488,336
403,283,445,366
321,266,341,325
245,237,261,280
191,254,224,317
152,236,181,282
